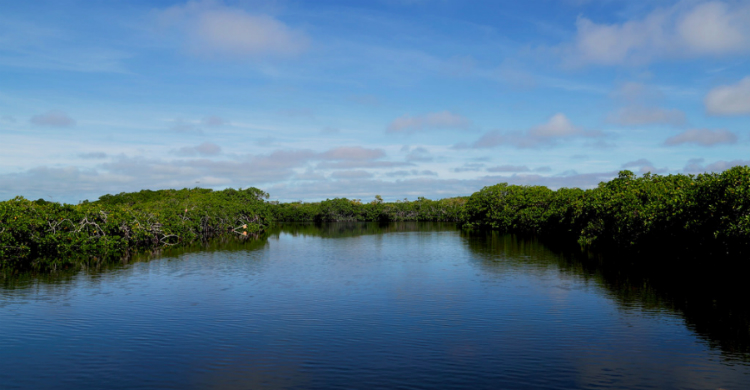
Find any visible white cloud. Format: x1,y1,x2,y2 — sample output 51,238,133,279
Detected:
169,119,203,134
683,157,750,173
330,170,374,180
158,1,309,59
317,160,413,170
202,115,225,126
320,127,341,135
677,1,747,54
607,82,685,126
494,61,536,89
664,129,737,146
320,146,385,161
385,170,438,177
610,81,661,101
30,110,76,127
470,113,601,149
621,158,667,174
293,169,326,181
561,1,750,66
405,147,432,162
607,106,686,126
487,165,530,173
683,158,706,173
705,159,750,171
528,113,583,137
78,152,108,159
0,157,621,204
0,146,404,201
277,108,314,118
705,76,750,115
453,163,485,173
256,136,275,146
175,142,222,156
387,111,471,133
264,170,621,202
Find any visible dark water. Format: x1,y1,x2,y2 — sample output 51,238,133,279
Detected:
1,223,748,389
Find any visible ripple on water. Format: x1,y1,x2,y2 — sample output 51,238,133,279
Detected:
1,224,748,390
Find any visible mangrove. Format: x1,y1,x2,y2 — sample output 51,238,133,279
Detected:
1,166,749,268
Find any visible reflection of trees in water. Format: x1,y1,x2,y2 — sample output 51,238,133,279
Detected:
3,222,748,363
274,221,459,239
0,233,272,290
0,223,456,288
462,230,750,363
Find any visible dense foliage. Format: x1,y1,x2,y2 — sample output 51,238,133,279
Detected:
0,187,271,267
2,166,749,266
270,196,468,222
462,166,750,258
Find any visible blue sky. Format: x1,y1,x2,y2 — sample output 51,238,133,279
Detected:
1,0,749,203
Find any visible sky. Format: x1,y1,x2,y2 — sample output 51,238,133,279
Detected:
1,0,749,203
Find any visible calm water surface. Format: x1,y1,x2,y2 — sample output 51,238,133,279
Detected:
1,223,748,389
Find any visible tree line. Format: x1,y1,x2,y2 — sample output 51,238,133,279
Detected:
1,166,748,267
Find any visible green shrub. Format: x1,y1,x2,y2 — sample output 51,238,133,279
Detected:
1,187,271,267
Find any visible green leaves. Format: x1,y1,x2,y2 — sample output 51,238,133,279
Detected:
4,166,749,267
460,167,750,257
1,187,272,266
270,196,467,223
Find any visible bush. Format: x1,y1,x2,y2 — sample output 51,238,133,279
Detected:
0,187,271,267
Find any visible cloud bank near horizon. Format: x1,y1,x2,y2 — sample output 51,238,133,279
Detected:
1,0,749,203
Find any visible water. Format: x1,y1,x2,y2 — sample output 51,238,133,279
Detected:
1,223,748,389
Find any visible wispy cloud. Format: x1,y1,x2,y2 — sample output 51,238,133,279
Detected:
385,169,438,177
467,113,601,149
683,157,750,173
157,0,309,59
387,111,471,133
705,76,750,115
277,108,315,118
453,163,484,173
405,147,432,162
486,165,551,173
664,129,737,147
622,158,667,174
202,115,226,126
30,110,76,127
331,170,373,180
606,82,685,126
0,18,130,73
169,119,203,134
607,106,685,126
175,142,222,156
559,1,750,67
320,146,385,161
78,152,108,159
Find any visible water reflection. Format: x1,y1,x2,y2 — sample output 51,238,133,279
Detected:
462,229,750,363
1,234,271,291
273,221,458,239
1,222,748,389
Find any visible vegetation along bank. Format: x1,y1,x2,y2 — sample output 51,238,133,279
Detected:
1,166,748,267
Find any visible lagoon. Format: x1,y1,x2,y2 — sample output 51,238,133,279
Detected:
1,222,748,389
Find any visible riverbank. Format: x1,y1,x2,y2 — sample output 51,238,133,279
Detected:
0,187,270,267
2,166,748,267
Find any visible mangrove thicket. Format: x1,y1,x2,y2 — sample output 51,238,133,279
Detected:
1,166,749,268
